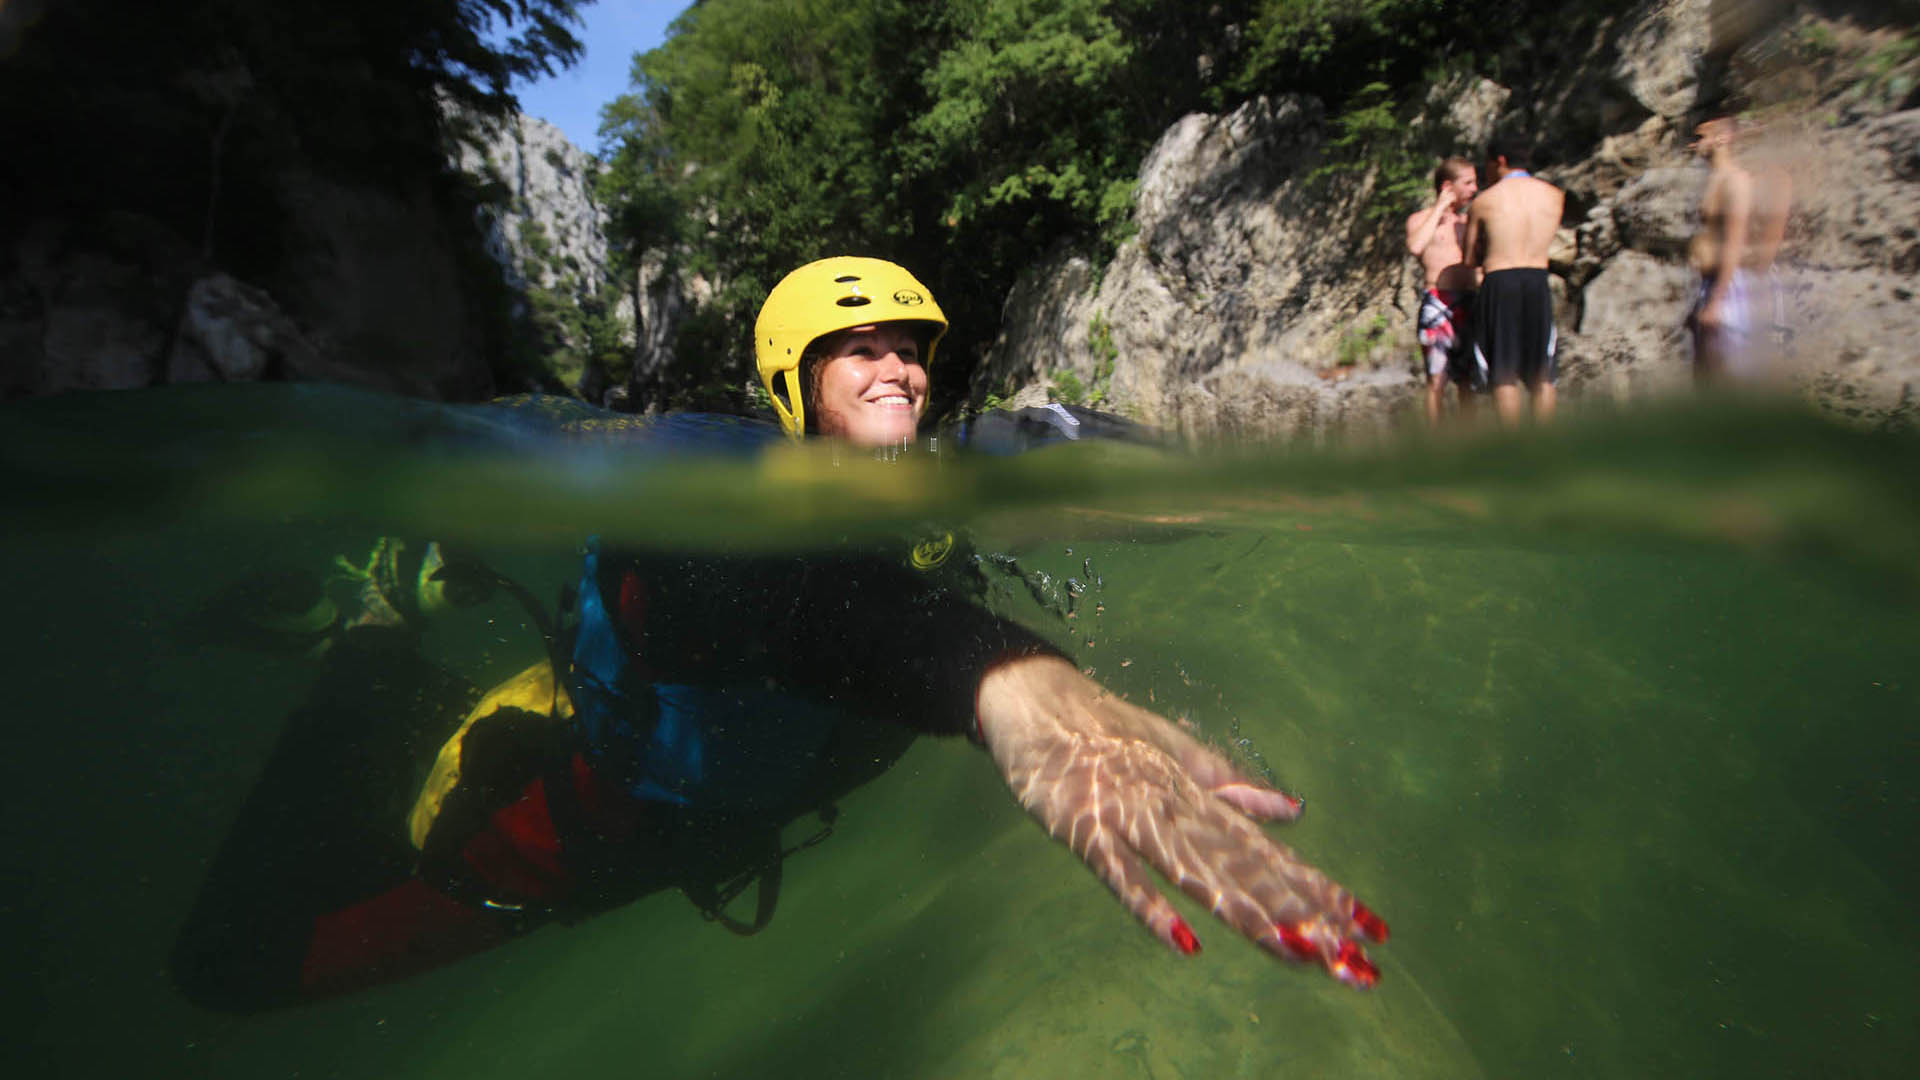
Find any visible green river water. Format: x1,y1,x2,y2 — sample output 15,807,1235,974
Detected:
4,384,1915,1078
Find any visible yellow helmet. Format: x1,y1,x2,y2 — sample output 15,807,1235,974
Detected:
754,256,948,437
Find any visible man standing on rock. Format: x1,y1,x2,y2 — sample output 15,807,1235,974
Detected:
1687,115,1791,382
1465,140,1565,425
1406,156,1481,425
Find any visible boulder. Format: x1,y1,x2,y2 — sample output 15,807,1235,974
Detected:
974,94,1425,441
168,273,319,384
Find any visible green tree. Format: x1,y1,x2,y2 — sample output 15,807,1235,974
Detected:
599,0,932,406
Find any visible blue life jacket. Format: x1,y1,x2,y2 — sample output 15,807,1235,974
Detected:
566,539,844,814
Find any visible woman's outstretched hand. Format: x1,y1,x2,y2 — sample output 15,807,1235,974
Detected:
974,654,1388,987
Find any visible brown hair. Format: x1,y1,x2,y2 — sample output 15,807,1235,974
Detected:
1486,139,1532,170
1433,156,1474,192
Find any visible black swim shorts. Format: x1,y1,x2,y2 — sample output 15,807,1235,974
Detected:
1473,268,1557,388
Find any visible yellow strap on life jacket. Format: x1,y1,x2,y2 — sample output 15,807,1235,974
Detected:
408,661,574,851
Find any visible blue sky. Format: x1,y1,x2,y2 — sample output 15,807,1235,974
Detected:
508,1,690,154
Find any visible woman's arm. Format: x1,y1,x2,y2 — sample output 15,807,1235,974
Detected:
974,653,1388,987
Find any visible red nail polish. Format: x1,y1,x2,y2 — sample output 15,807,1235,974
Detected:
1275,921,1316,960
1350,900,1390,942
1332,940,1380,988
1170,917,1200,955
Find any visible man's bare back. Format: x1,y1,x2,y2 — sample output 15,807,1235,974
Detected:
1466,173,1563,273
1465,148,1565,424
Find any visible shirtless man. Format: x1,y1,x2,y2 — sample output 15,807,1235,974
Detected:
1687,116,1791,381
1464,140,1565,425
1406,156,1481,424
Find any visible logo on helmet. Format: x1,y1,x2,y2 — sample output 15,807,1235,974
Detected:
909,530,955,570
892,289,925,306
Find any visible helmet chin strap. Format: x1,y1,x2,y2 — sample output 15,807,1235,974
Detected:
779,368,807,436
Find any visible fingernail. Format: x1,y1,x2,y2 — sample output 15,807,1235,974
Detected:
1350,900,1390,942
1275,921,1317,960
1330,940,1380,988
1170,917,1201,955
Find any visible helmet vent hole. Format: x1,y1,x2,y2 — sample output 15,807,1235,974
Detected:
833,275,861,283
835,296,872,307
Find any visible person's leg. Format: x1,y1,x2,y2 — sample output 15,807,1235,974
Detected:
1425,372,1447,425
1475,274,1528,427
1501,271,1556,425
1493,384,1525,425
1532,380,1557,422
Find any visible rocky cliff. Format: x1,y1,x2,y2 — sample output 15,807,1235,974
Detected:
1,104,642,405
453,110,637,398
970,0,1920,438
447,108,711,409
1,172,500,401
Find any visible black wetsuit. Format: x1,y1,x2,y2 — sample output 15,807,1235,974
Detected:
171,535,1060,1011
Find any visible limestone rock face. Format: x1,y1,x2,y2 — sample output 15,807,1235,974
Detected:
3,216,193,397
1429,75,1511,151
974,94,1422,442
0,103,662,406
450,109,708,404
456,113,615,299
1558,249,1696,401
1610,0,1710,120
1610,167,1704,258
272,172,494,399
1,176,495,401
453,111,638,394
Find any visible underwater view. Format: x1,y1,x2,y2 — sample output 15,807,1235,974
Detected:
5,384,1916,1079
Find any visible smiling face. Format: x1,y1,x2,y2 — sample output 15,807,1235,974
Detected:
809,323,928,446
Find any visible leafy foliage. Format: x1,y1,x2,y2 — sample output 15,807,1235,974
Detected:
1335,313,1393,367
1309,80,1438,221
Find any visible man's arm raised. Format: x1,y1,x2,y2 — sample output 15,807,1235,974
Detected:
974,653,1389,987
1405,193,1451,259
